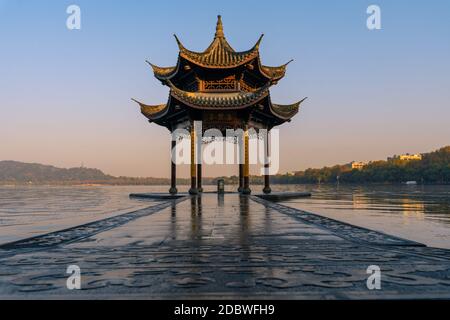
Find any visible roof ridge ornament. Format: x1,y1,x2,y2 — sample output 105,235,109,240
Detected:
173,34,185,50
215,15,224,38
254,34,264,49
285,59,294,66
145,60,156,68
135,16,304,129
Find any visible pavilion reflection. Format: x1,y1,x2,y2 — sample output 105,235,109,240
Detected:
238,195,251,261
166,194,260,278
217,194,225,207
190,196,203,240
168,194,253,242
263,205,273,235
169,201,177,240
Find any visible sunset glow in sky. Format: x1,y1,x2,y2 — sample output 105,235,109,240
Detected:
1,0,449,178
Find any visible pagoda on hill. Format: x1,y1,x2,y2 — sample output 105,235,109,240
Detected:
134,15,305,195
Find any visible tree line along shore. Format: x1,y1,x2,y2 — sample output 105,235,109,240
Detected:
1,146,449,186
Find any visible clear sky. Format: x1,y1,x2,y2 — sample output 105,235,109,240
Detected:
1,0,449,178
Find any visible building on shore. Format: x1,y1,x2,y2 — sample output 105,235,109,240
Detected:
387,153,423,162
399,154,423,161
351,161,367,170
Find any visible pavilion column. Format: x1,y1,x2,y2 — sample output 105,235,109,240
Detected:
196,122,203,193
197,140,203,193
189,124,198,195
242,126,251,195
169,137,178,194
263,129,272,194
238,131,244,193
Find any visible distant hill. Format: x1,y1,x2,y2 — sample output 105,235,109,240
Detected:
280,146,450,185
0,161,183,185
0,161,114,184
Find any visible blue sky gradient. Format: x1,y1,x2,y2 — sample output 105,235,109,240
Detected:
1,0,449,177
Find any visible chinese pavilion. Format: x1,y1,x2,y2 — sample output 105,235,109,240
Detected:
133,16,305,195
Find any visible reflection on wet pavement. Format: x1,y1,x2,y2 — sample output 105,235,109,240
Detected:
0,194,450,299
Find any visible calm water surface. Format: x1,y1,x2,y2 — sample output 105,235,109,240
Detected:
0,185,156,244
276,184,450,249
0,184,449,249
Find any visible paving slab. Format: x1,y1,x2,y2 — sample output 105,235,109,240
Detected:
0,194,449,299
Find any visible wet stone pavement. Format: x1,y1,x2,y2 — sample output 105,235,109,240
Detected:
0,194,450,299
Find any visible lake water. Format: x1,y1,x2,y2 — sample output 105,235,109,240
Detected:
276,184,450,249
0,184,449,249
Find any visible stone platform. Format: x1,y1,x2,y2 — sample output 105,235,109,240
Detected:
129,193,187,200
0,194,449,299
255,192,312,202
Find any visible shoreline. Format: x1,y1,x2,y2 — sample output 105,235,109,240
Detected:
1,182,449,187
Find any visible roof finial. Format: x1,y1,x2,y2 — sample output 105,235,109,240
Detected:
285,59,294,66
254,34,264,49
215,15,224,38
173,34,184,49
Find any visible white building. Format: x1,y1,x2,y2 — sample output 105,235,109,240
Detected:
399,154,422,161
351,161,367,170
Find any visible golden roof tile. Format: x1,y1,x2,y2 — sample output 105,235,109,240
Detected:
174,16,262,68
132,99,169,120
270,97,307,120
169,82,271,109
